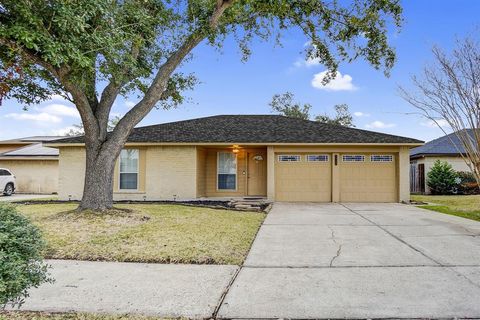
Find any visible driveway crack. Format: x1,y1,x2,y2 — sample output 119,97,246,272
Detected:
328,226,343,267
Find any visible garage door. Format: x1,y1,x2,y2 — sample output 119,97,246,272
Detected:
339,154,397,202
275,154,331,202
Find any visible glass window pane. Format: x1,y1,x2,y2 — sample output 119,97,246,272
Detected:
218,174,236,190
218,152,236,174
120,149,138,172
120,173,138,189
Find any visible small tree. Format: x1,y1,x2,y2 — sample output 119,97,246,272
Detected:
0,204,52,309
315,103,355,127
269,92,311,120
399,35,480,189
426,160,458,195
270,93,355,127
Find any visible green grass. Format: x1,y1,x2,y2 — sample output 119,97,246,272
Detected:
15,203,265,265
411,194,480,222
0,312,173,320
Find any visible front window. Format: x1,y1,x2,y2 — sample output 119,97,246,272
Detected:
119,149,139,190
217,152,237,190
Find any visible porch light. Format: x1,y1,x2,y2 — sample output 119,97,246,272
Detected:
232,148,240,154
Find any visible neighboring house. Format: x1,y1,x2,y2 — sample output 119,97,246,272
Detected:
47,115,422,203
0,136,63,194
410,130,473,194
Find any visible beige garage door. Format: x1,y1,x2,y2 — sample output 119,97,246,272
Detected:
339,154,397,202
275,154,331,202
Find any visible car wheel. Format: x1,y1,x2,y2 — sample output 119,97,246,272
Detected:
4,183,14,196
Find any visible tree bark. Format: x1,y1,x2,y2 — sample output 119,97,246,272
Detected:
78,141,121,211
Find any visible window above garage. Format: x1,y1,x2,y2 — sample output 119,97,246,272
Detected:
307,154,329,162
342,155,365,162
371,155,394,162
278,155,301,162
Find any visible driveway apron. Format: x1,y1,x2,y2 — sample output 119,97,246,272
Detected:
218,202,480,319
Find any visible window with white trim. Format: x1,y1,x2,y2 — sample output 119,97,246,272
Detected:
278,155,301,162
217,152,237,190
342,155,365,162
371,155,393,162
307,154,329,162
119,149,139,190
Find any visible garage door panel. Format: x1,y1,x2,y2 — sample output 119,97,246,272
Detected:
340,155,397,203
275,155,331,202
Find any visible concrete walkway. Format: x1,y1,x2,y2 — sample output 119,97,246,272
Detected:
19,260,237,318
18,203,480,318
218,203,480,319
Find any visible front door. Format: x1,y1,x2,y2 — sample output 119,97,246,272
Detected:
247,151,267,196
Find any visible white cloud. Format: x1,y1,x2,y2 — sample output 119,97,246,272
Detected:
294,56,321,68
5,112,62,124
353,111,370,117
125,100,136,108
42,104,80,118
311,71,357,91
365,121,396,129
420,119,450,128
49,94,68,101
50,126,80,136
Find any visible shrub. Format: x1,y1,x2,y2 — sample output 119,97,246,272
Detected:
456,171,480,195
0,204,52,309
426,160,458,195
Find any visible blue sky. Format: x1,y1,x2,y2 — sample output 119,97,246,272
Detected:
0,1,478,142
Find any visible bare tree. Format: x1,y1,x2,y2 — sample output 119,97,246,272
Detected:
399,36,480,185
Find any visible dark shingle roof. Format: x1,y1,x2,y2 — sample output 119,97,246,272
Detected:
51,115,423,145
410,129,477,158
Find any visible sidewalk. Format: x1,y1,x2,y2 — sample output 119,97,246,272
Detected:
16,260,237,318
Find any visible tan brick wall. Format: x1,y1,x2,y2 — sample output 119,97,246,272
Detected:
196,147,207,197
58,147,85,200
0,159,58,194
58,146,198,201
143,146,197,200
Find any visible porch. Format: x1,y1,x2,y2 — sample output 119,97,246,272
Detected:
196,146,269,199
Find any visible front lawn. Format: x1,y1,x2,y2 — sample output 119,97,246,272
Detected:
16,203,265,265
411,194,480,222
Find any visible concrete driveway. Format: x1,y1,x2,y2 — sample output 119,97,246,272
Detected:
218,202,480,319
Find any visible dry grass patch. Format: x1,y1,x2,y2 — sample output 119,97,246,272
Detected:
411,194,480,222
17,203,265,265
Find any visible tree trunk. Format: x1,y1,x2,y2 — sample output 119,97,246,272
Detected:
78,142,120,211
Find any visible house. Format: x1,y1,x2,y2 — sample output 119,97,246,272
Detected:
410,130,473,194
47,115,423,203
0,136,63,194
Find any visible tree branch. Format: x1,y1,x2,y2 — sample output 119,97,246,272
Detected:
105,0,236,151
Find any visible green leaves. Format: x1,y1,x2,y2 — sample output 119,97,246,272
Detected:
427,160,459,195
0,204,52,309
0,0,402,109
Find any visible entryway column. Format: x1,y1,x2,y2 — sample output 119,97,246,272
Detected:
267,146,275,201
398,146,410,203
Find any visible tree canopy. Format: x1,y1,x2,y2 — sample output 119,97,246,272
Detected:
0,0,402,210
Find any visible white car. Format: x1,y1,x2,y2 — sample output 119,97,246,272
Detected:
0,168,16,196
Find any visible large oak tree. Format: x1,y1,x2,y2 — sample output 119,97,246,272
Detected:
0,0,402,211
